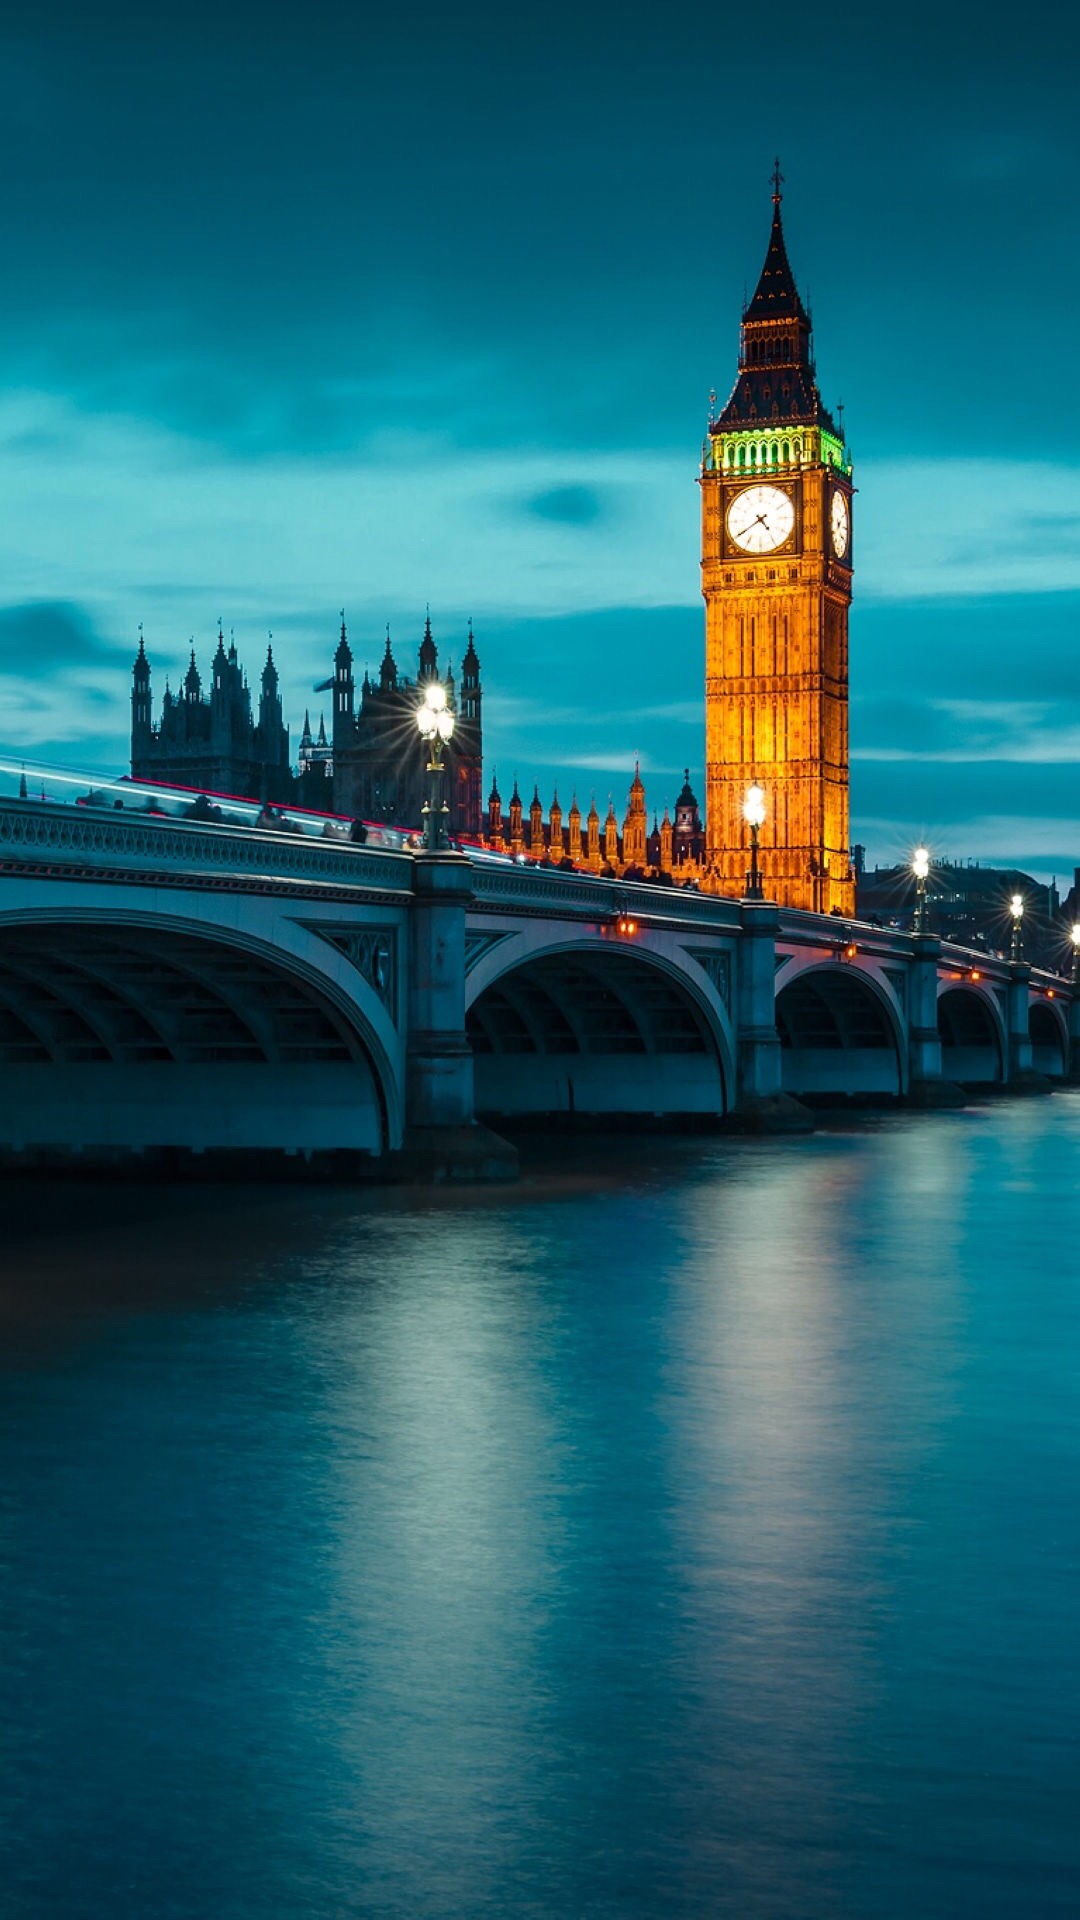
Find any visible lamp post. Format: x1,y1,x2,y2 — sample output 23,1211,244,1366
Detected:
743,783,766,900
912,846,930,934
1009,891,1024,962
1071,923,1080,987
416,681,455,852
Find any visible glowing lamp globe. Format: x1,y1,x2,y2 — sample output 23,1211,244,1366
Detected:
913,847,930,881
743,784,766,830
416,681,453,743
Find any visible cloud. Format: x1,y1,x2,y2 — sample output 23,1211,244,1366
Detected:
856,459,1080,599
853,695,1080,764
0,601,125,671
524,485,606,526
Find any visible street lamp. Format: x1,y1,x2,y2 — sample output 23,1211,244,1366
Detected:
1071,922,1080,986
416,681,455,852
912,846,930,934
743,783,766,899
1009,891,1024,962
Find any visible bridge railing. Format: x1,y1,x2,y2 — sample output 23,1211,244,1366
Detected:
468,860,745,929
0,794,415,895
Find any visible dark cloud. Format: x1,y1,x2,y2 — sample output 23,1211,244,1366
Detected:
525,486,607,527
0,602,125,672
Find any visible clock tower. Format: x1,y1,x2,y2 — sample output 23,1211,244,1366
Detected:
700,171,854,913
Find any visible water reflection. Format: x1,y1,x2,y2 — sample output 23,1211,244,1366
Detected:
2,1099,1080,1918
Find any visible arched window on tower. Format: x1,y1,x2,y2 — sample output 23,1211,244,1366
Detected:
782,439,790,464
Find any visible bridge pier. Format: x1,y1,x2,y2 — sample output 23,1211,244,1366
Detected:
736,901,812,1132
1070,991,1080,1083
1006,962,1049,1094
404,855,517,1179
908,935,965,1107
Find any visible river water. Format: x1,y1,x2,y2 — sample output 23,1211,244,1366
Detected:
2,1094,1078,1919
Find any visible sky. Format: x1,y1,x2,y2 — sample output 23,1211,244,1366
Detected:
0,0,1078,879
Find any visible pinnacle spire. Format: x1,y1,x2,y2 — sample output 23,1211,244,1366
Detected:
744,170,809,325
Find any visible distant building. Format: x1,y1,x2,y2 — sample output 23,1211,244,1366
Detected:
131,626,292,802
857,859,1063,964
488,765,706,885
331,615,483,839
129,614,483,838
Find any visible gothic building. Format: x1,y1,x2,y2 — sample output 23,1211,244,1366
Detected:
130,627,292,802
129,615,483,838
700,171,854,913
482,764,705,881
331,615,483,839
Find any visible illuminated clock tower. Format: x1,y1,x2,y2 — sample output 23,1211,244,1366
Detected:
700,169,854,913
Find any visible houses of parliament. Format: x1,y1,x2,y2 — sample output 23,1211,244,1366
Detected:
129,178,853,903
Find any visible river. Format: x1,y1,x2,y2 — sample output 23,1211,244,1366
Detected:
2,1094,1078,1918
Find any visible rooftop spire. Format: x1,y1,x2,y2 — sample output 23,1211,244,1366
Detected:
743,166,809,326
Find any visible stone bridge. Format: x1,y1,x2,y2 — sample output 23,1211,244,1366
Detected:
0,796,1075,1174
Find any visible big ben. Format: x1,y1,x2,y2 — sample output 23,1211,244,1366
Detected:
700,169,854,914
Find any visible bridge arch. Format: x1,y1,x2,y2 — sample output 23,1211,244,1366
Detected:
0,909,402,1162
775,961,905,1099
936,982,1005,1086
465,936,733,1120
1030,997,1068,1079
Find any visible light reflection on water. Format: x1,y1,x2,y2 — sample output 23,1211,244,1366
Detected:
2,1096,1079,1918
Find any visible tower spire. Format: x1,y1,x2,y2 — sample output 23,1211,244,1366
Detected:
743,177,809,326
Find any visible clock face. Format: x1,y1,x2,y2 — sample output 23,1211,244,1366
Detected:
727,484,795,554
831,490,850,558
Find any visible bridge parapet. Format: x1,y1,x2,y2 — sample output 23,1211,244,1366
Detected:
468,862,743,930
0,797,413,899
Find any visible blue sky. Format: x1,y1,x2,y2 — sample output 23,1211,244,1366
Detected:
0,0,1077,878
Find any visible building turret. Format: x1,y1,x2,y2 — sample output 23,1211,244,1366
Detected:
586,795,601,871
418,612,438,682
660,807,674,874
673,769,704,868
647,813,661,869
549,790,564,862
379,628,398,692
297,710,314,774
255,642,289,789
568,794,582,864
460,620,481,727
529,784,545,859
334,613,354,753
259,642,279,718
184,648,201,703
509,776,524,855
210,624,233,754
604,798,620,870
487,769,503,846
622,759,647,869
131,630,153,763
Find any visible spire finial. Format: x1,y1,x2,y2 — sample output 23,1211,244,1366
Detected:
771,157,783,204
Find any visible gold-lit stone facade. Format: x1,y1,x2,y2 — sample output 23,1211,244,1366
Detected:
700,184,854,914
